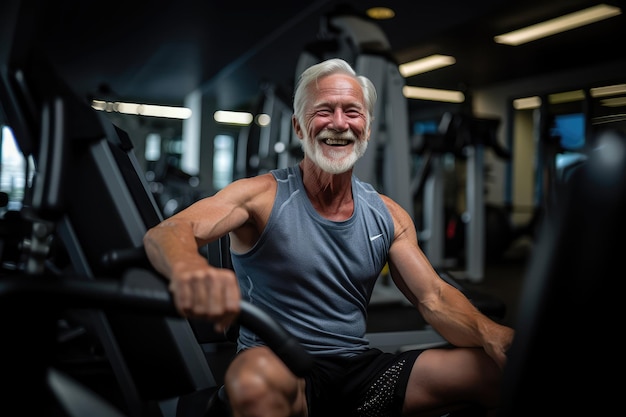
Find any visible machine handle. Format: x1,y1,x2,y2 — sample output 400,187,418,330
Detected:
0,272,313,377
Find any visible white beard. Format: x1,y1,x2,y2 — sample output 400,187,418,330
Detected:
301,129,368,174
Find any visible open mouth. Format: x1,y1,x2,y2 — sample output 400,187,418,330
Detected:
322,138,351,146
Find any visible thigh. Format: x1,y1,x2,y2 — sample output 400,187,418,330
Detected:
402,347,502,416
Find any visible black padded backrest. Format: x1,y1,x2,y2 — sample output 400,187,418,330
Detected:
499,129,626,416
6,69,216,409
1,1,218,412
56,101,218,402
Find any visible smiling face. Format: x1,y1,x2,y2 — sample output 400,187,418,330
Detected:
294,73,370,174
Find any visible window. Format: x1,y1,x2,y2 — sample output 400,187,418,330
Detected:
213,134,234,190
1,125,32,211
551,113,585,151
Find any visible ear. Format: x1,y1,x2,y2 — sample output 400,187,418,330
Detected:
292,115,304,139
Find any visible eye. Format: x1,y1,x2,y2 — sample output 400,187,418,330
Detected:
315,109,332,117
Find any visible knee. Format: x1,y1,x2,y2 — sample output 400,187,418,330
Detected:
224,349,273,408
225,370,271,411
225,346,301,415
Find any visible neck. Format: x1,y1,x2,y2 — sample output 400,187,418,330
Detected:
299,159,354,220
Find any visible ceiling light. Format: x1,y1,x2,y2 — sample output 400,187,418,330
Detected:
366,7,395,20
402,86,465,103
91,100,192,119
548,90,585,104
255,113,271,126
214,110,253,125
494,3,622,46
513,96,542,110
399,55,456,77
599,97,626,107
591,83,626,97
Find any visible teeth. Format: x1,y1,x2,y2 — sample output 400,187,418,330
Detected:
324,138,349,145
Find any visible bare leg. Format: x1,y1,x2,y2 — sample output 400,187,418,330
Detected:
224,346,308,417
402,347,503,417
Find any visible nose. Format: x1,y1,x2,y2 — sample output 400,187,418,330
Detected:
330,108,349,131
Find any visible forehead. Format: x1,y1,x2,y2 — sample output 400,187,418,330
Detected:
313,73,363,101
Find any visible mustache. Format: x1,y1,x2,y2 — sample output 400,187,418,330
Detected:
315,129,358,141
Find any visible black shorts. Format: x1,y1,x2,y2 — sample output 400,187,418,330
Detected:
305,348,424,417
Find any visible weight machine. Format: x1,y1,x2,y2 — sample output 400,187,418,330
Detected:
291,7,414,220
414,112,511,281
0,2,311,416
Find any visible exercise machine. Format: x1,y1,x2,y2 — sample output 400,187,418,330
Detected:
235,82,297,179
293,5,414,220
413,112,511,281
0,3,311,415
500,127,626,415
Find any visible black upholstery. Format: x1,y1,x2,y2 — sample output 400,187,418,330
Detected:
499,128,626,416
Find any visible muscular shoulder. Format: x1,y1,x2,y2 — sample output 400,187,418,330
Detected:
228,172,276,195
221,173,276,213
379,194,416,242
214,173,277,250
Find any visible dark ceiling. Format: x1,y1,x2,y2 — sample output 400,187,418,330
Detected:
4,0,626,117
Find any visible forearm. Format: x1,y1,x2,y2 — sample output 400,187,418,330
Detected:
419,284,499,347
418,284,514,369
143,220,207,279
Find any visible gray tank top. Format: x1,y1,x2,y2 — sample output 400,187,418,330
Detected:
231,165,394,357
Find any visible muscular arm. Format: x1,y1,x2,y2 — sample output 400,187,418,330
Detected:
143,173,276,330
383,196,514,369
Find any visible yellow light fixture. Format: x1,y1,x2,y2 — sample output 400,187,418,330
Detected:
599,97,626,107
591,83,626,97
549,89,585,104
366,7,395,20
494,3,622,46
399,55,456,77
513,96,542,110
402,86,465,103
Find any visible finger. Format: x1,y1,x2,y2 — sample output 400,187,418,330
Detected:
216,276,241,331
204,273,226,319
190,275,210,316
169,279,192,316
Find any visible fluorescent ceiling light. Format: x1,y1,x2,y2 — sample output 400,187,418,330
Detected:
549,90,585,104
591,83,626,97
494,4,622,46
599,97,626,107
92,100,192,119
513,96,542,110
402,86,465,103
399,55,456,77
214,110,253,125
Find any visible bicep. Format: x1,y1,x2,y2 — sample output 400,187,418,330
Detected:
383,196,443,306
